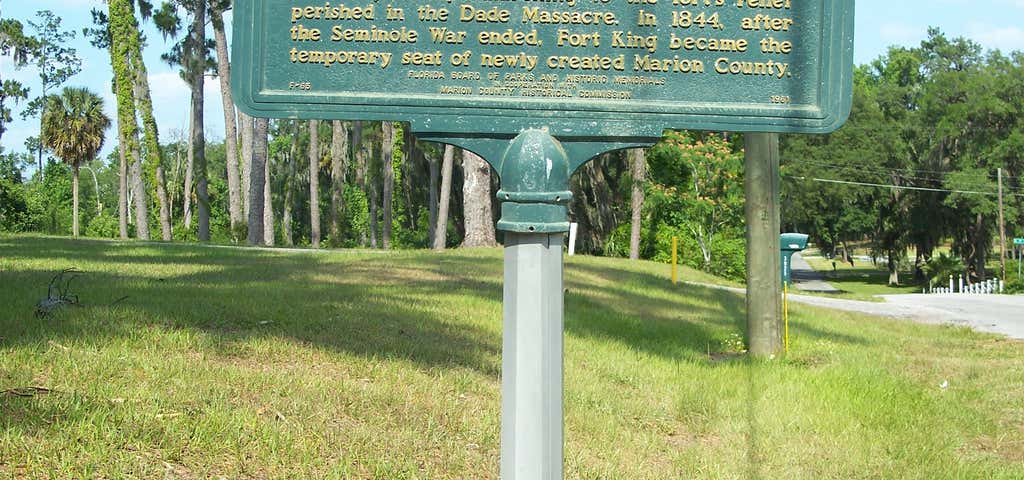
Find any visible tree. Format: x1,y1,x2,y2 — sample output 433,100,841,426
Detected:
648,132,744,274
569,154,621,254
0,149,31,231
432,144,455,250
240,112,254,218
262,119,275,246
461,150,496,247
156,0,213,240
628,148,646,261
91,1,174,240
210,0,243,232
41,87,111,237
309,119,321,248
23,11,81,179
247,117,268,245
189,1,210,241
108,0,151,240
381,121,395,249
329,120,348,246
0,19,37,143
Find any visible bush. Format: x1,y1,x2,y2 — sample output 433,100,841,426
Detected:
1005,278,1024,295
85,212,119,238
0,179,30,232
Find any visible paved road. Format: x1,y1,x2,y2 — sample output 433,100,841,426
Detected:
877,293,1024,339
691,281,1024,340
790,253,841,293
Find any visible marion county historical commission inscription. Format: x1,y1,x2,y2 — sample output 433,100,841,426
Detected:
232,0,854,136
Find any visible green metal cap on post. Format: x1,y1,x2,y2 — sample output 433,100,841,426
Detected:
496,130,573,234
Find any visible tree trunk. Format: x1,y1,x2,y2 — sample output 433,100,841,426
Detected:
569,158,616,254
183,124,194,230
129,137,150,239
433,144,455,250
352,121,368,246
211,5,242,231
974,212,987,282
309,119,321,248
461,150,497,247
629,148,646,260
402,128,418,231
72,165,80,237
263,143,275,247
84,166,102,215
247,117,268,245
330,120,348,246
428,143,440,246
131,41,171,241
369,180,378,249
117,129,128,239
240,111,254,219
192,4,209,242
381,121,394,250
155,166,171,240
37,82,47,181
108,0,148,239
888,249,900,286
284,140,296,246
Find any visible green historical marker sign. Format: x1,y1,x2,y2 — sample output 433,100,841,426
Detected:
232,0,855,137
231,3,855,478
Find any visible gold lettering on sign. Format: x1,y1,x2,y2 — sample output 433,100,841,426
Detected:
330,25,419,43
290,4,375,22
280,1,806,103
428,27,467,44
288,48,394,68
714,57,789,78
734,0,791,9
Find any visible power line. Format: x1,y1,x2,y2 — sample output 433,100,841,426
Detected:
786,176,1024,196
786,158,1021,182
785,160,1024,193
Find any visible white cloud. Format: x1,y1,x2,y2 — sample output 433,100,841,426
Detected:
967,22,1024,52
878,22,924,46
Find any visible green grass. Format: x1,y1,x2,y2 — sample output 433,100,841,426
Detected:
1,235,1023,478
801,255,923,300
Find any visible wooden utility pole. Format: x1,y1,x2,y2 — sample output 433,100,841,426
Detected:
998,168,1007,281
745,133,782,357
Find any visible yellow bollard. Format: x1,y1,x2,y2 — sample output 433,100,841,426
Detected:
671,236,678,285
784,282,790,354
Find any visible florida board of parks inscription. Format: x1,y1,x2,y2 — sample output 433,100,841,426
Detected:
232,0,854,136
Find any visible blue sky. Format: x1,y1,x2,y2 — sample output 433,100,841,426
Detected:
2,0,1024,168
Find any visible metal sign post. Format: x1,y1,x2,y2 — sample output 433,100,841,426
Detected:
502,231,564,479
231,0,856,475
495,131,572,479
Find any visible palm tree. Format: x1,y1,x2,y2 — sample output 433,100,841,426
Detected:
41,87,111,237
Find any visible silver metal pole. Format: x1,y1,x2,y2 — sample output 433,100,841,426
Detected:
502,232,564,480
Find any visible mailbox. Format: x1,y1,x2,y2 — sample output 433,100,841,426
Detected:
780,233,810,286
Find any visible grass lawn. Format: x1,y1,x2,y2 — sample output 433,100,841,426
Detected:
1,235,1023,479
801,254,923,300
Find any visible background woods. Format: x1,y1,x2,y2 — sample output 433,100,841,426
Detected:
1,5,1023,287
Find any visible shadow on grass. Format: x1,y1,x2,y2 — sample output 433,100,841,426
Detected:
0,237,503,380
0,237,870,377
3,240,874,369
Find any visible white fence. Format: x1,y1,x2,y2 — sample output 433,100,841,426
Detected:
928,274,1005,294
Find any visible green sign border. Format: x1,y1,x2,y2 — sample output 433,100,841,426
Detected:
232,0,856,137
